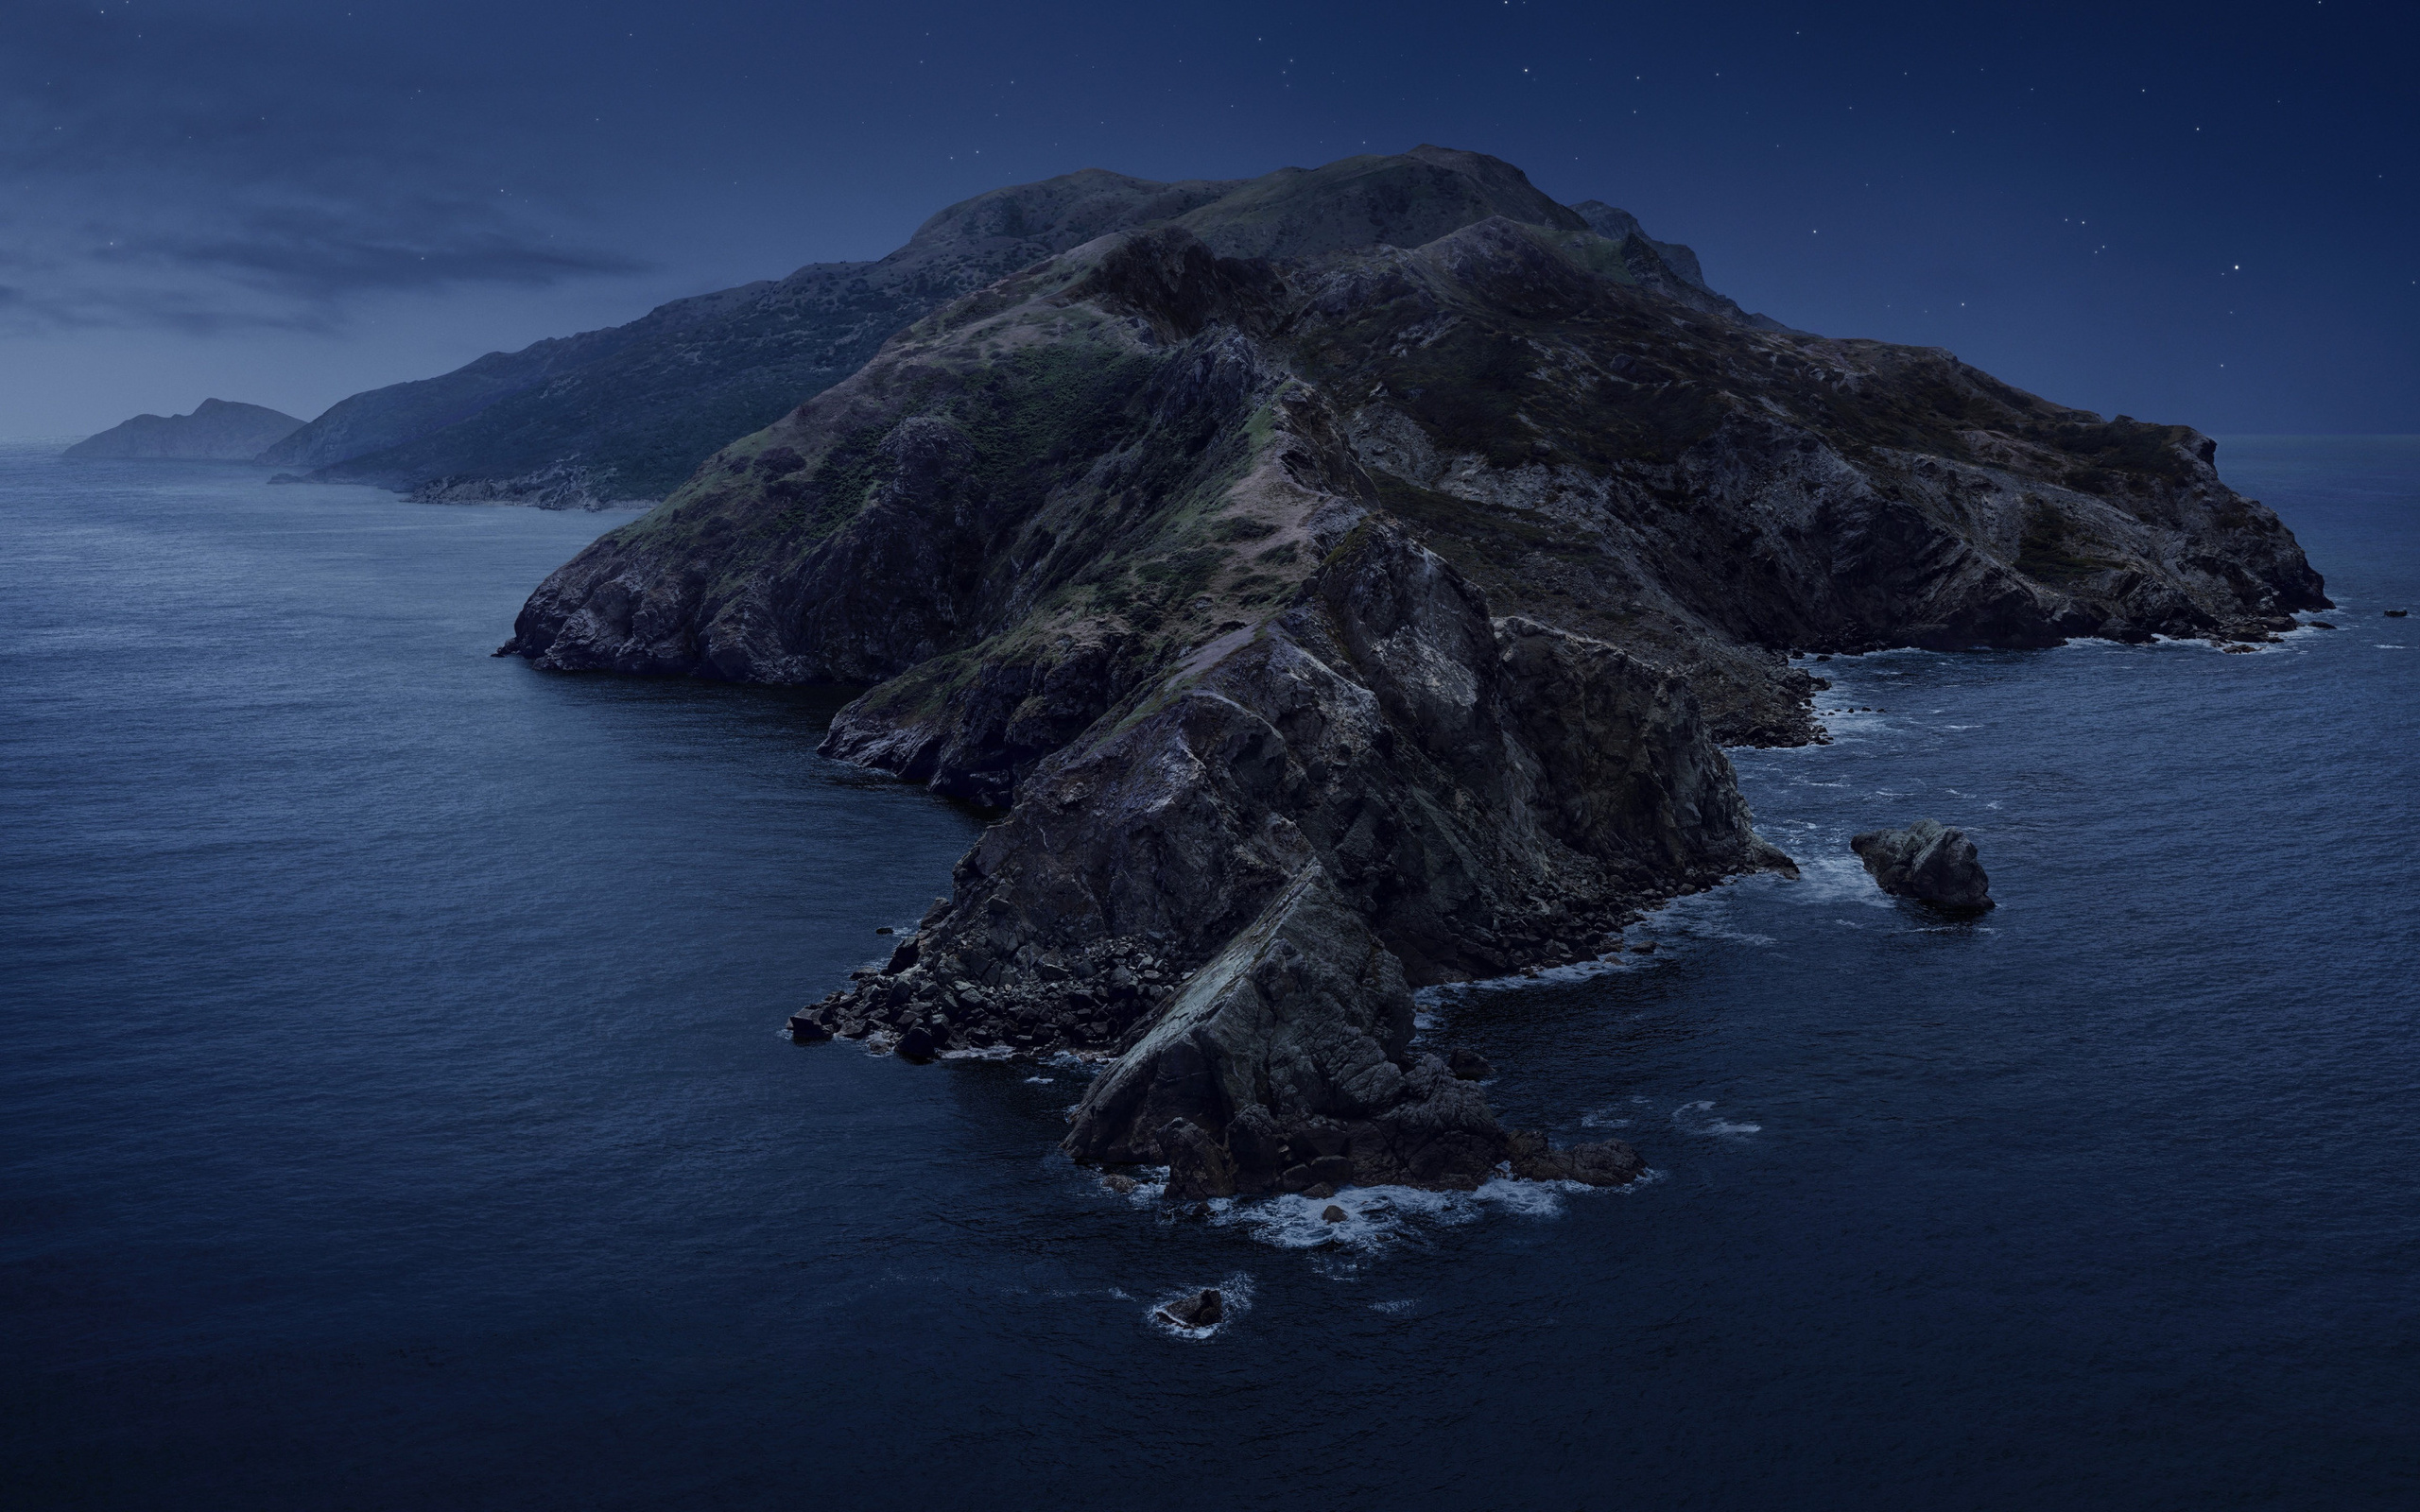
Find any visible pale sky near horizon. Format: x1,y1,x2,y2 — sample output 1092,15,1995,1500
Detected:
5,0,2413,438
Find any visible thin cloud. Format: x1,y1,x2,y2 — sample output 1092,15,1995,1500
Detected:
1,0,648,333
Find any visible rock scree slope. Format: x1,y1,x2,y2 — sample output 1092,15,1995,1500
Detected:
501,146,2326,1192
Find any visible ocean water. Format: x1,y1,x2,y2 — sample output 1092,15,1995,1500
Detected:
3,438,2414,1509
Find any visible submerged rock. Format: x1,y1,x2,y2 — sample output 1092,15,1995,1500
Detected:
1851,820,1995,913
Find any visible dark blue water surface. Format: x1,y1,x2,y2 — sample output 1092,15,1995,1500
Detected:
5,438,2416,1509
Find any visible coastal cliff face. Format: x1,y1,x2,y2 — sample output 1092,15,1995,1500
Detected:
65,399,303,460
501,146,2327,1189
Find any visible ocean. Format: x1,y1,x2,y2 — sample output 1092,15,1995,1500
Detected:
3,437,2414,1508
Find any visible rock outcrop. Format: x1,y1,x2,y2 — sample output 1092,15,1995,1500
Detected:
406,461,631,511
785,519,1787,1060
1851,820,1995,912
1060,868,1644,1193
501,146,2324,1197
65,399,303,460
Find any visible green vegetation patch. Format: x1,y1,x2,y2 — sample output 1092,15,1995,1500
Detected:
2016,504,2125,585
1370,471,1598,564
953,345,1160,499
1134,543,1232,598
2050,421,2197,485
1209,515,1278,541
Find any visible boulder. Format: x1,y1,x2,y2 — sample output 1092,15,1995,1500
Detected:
1509,1130,1647,1186
1156,1288,1223,1328
1158,1118,1238,1200
786,1012,833,1042
1446,1048,1495,1081
1850,819,1994,913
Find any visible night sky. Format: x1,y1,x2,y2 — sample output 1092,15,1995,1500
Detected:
6,0,2412,438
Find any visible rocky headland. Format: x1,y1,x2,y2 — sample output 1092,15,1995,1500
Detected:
65,399,304,461
498,146,2327,1194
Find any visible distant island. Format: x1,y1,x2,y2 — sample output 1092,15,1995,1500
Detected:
65,399,304,461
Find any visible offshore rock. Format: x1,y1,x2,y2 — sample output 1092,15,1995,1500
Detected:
1852,820,1995,913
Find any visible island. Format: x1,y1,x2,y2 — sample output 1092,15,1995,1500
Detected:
65,399,304,460
497,146,2327,1194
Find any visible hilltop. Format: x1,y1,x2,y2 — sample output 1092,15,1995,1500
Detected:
259,147,1776,505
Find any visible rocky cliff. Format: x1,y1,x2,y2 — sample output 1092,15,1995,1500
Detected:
501,146,2327,1191
66,399,303,460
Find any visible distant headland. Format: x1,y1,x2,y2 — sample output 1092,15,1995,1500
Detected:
65,399,304,461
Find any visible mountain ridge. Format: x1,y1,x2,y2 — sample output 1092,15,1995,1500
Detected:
66,399,303,461
261,148,1766,503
